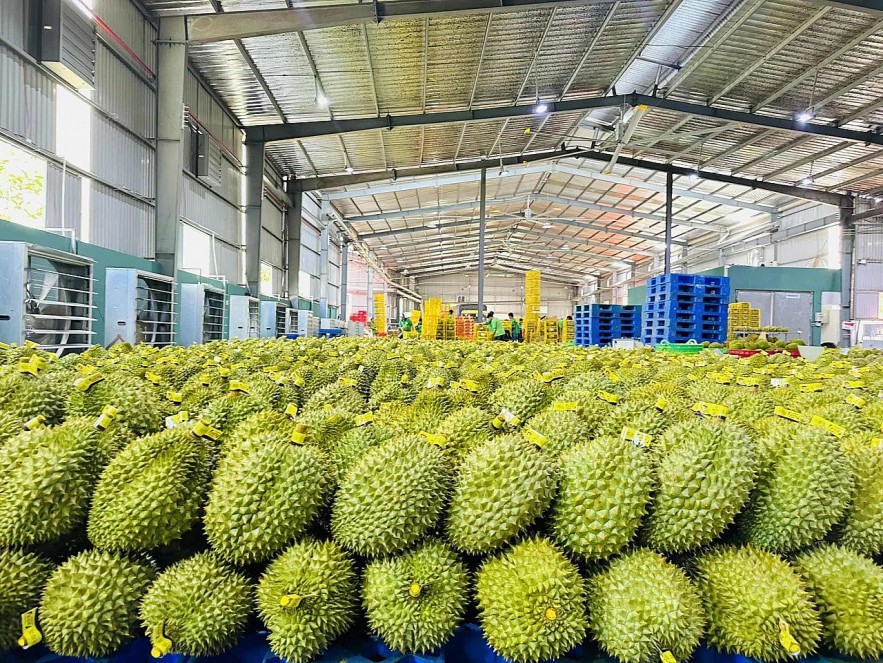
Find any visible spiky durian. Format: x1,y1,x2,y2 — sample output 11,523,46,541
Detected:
329,424,396,482
39,549,155,658
205,434,331,564
794,544,883,659
596,401,672,440
0,371,67,425
0,549,53,652
0,412,21,446
67,371,162,436
433,406,493,463
256,540,356,663
553,388,615,432
304,384,365,415
833,433,883,555
694,546,822,663
488,378,547,428
0,421,106,546
522,409,590,458
362,540,468,653
476,538,587,663
446,434,555,553
88,428,213,551
200,391,267,432
550,437,653,562
587,549,705,663
644,419,756,553
140,552,252,657
332,436,450,557
738,427,853,552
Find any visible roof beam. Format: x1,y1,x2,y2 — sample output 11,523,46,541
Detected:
245,92,883,146
811,1,883,17
765,141,853,178
186,0,607,43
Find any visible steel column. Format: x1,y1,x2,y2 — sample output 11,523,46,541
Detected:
245,142,265,295
664,172,673,274
367,267,374,320
340,242,349,321
840,197,856,347
319,202,330,319
155,17,187,277
285,187,302,303
478,167,487,323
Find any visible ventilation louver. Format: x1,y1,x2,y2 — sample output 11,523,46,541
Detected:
105,269,175,347
229,295,260,339
179,283,225,346
260,301,289,338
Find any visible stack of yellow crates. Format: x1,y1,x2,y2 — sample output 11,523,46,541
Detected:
561,318,575,343
422,298,442,340
373,293,387,336
728,302,761,336
524,270,542,343
542,318,559,343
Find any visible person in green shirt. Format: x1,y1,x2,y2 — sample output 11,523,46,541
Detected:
487,311,507,341
508,312,521,341
399,316,413,332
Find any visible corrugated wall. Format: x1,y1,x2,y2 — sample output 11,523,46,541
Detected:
854,218,883,319
46,163,82,233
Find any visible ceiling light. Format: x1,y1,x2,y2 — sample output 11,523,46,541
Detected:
796,109,815,123
426,221,438,228
875,197,882,204
801,175,814,186
316,93,329,108
541,222,553,229
534,103,548,114
345,165,354,174
499,165,510,176
686,169,700,181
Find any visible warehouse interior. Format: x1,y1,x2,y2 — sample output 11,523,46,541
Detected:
3,0,883,662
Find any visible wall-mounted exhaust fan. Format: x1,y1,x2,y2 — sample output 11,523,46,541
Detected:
228,295,260,339
179,283,225,346
105,268,175,347
260,301,289,338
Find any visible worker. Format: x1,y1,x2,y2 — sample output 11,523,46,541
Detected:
448,309,455,317
399,315,413,333
508,312,521,342
487,311,507,341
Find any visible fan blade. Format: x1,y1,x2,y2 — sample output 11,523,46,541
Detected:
36,270,59,304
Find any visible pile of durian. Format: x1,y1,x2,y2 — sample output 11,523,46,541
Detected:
2,338,883,663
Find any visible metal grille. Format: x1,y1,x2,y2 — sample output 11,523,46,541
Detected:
203,288,226,342
135,274,175,347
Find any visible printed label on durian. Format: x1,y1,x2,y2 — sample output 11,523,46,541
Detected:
193,419,223,441
499,408,522,427
292,373,305,387
523,426,547,448
660,651,677,663
710,372,732,385
692,402,728,418
774,406,804,422
355,412,374,427
94,405,119,430
450,381,462,390
621,426,652,448
770,378,790,388
16,360,39,376
290,424,307,445
606,371,621,383
844,380,866,389
800,382,824,393
75,363,97,375
809,415,845,438
778,620,801,656
228,380,250,393
165,411,189,429
284,403,299,419
654,397,668,411
597,391,620,404
166,391,183,403
340,378,358,387
144,372,162,385
74,373,104,391
420,431,447,447
425,377,446,389
552,401,579,412
23,415,46,431
262,365,280,373
845,394,866,409
18,608,41,649
736,376,761,387
150,623,173,659
461,380,480,392
400,374,411,384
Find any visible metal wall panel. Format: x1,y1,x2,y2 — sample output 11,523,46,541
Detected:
261,196,283,237
300,247,319,276
93,42,155,139
46,162,82,234
181,173,240,246
0,47,56,151
213,240,241,283
261,227,283,267
0,0,25,48
854,221,883,319
301,223,320,253
777,203,838,230
90,180,155,257
91,113,154,197
93,0,157,73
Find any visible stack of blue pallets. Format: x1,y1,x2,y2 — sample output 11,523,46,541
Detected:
642,274,730,345
574,304,643,347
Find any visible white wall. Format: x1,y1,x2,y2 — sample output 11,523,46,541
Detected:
415,270,576,318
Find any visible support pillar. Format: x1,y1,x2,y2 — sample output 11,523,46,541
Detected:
664,171,673,274
155,17,187,276
339,242,349,321
367,267,374,319
285,187,302,305
318,201,330,319
840,196,856,347
245,141,265,295
477,167,487,322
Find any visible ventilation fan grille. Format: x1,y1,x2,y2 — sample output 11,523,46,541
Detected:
135,275,175,347
203,290,225,342
274,305,287,337
24,254,94,353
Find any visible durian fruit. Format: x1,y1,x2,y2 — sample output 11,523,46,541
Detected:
39,549,155,658
446,434,555,554
554,388,615,433
226,410,296,448
523,409,590,458
332,436,450,557
476,537,587,663
644,419,756,553
0,370,67,425
833,433,883,555
201,391,267,432
693,546,821,663
0,549,53,652
722,389,776,427
596,401,672,440
88,428,213,551
67,371,162,436
587,549,705,663
488,378,547,428
0,411,21,446
550,437,653,562
739,427,853,552
140,552,252,657
433,406,493,463
205,434,331,564
794,544,883,659
329,425,395,482
0,421,106,546
362,540,468,653
256,540,356,663
295,408,355,449
304,384,365,415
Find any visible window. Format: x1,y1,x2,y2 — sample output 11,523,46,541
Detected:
55,87,91,170
180,224,214,275
0,139,47,228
